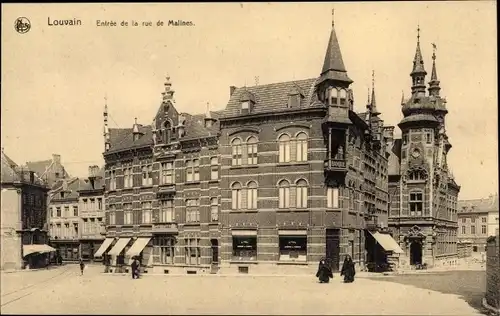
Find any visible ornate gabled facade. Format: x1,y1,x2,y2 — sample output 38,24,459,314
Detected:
387,28,461,268
99,76,222,274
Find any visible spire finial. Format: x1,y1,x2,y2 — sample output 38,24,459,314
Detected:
367,87,370,105
134,117,137,125
401,90,405,105
332,8,335,27
371,70,375,91
417,24,420,43
432,42,437,60
207,101,210,113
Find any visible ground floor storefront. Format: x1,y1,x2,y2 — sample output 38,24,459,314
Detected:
97,227,404,275
80,239,104,262
50,241,80,262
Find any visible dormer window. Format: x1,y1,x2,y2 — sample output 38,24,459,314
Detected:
239,90,256,115
163,121,172,143
288,94,301,108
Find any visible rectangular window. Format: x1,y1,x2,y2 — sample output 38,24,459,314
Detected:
64,206,70,217
186,199,200,223
185,159,200,182
109,212,116,225
232,187,242,210
471,225,476,234
279,235,307,262
90,198,95,210
161,162,174,185
82,199,88,211
461,218,466,223
471,217,476,223
141,202,152,224
98,198,102,210
210,197,219,222
193,159,200,181
56,207,61,217
210,157,219,180
160,200,174,223
123,167,132,188
482,217,487,223
124,210,133,225
247,187,258,210
155,236,175,264
403,134,408,145
327,187,339,208
279,187,290,209
232,141,242,166
186,160,193,182
110,170,116,190
142,165,153,186
232,235,257,260
409,192,423,216
481,225,487,234
185,238,201,265
73,206,78,217
426,133,432,144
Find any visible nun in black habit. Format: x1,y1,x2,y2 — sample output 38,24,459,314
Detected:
340,255,356,283
316,258,333,283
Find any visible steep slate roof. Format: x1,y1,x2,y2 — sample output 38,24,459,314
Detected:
1,150,20,183
80,177,105,191
221,78,318,117
107,125,153,153
458,194,499,213
25,159,52,178
318,24,352,84
181,111,221,140
388,139,402,176
51,177,86,200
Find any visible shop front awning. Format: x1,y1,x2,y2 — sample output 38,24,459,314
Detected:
369,231,404,254
23,244,56,256
94,238,114,257
107,238,131,256
125,238,151,258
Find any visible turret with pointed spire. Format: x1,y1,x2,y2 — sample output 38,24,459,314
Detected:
370,70,381,116
132,117,143,142
428,43,441,97
410,26,427,96
103,95,110,152
317,9,353,89
162,75,175,102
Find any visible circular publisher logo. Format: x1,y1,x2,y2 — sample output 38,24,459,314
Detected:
15,17,31,34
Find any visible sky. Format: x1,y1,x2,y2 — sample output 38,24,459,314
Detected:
1,2,497,200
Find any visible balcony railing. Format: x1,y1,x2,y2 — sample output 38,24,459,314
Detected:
324,159,348,173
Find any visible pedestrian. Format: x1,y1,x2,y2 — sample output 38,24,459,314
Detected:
340,255,356,283
79,259,85,276
131,258,138,279
316,258,333,283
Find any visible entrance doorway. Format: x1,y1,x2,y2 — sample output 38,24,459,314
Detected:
409,241,423,265
210,239,219,264
326,229,340,272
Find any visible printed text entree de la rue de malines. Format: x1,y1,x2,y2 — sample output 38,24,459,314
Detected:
47,17,195,27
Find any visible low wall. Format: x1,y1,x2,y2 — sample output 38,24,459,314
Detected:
484,235,499,312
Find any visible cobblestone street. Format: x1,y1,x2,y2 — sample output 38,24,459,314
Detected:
0,264,484,315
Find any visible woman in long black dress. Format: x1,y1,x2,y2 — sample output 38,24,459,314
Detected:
316,258,333,283
340,255,355,283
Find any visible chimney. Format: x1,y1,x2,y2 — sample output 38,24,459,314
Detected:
52,154,61,164
383,126,395,143
88,165,99,189
230,86,236,96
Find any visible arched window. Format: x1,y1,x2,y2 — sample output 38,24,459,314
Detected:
329,88,339,105
409,191,423,216
247,181,258,210
278,134,291,163
278,180,290,209
408,170,426,181
296,179,308,209
164,121,171,143
231,182,242,210
231,138,242,166
296,132,308,162
247,136,258,165
339,89,347,106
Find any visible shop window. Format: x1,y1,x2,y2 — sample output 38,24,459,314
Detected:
278,234,307,262
185,238,200,265
232,235,257,260
154,236,175,264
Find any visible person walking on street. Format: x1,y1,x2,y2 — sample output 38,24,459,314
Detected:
131,258,138,279
316,258,333,283
340,255,356,283
79,259,85,276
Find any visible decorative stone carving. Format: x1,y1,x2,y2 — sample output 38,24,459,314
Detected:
404,225,426,243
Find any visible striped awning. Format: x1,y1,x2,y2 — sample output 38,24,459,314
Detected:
94,238,114,257
107,238,131,256
23,244,56,256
